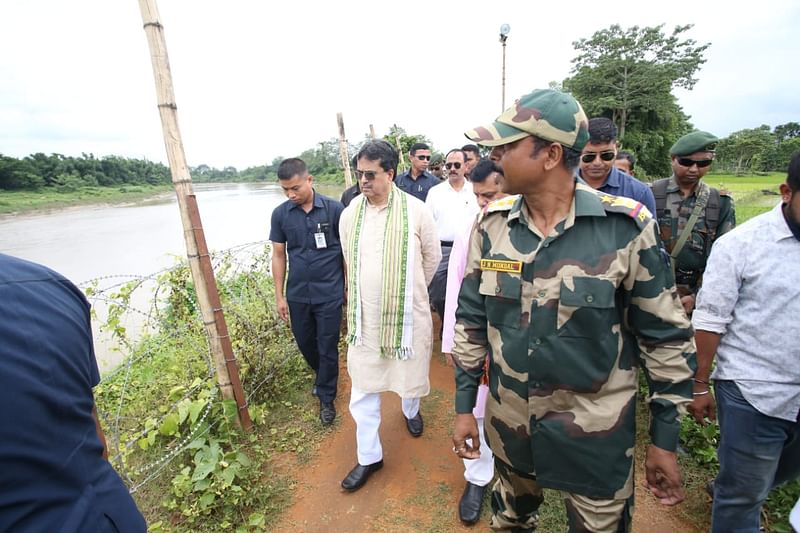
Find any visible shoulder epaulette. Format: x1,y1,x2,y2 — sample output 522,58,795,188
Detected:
578,183,653,229
486,194,520,213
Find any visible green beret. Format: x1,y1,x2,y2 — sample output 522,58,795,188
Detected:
670,131,719,156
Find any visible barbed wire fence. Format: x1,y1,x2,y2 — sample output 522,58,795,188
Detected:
81,240,301,493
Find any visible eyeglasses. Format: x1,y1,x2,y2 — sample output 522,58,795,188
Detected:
416,155,431,161
677,157,713,168
445,162,462,170
354,170,378,180
581,150,616,163
430,166,441,171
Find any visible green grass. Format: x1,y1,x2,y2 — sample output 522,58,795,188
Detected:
704,172,784,223
0,184,173,215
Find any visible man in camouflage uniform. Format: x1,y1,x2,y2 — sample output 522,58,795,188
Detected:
451,89,697,532
650,131,735,314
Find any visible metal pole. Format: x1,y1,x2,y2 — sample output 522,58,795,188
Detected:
137,0,251,430
500,24,510,113
501,39,507,112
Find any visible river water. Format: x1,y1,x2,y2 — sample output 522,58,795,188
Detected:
0,182,344,283
0,182,344,372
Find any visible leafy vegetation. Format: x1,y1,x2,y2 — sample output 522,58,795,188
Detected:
0,124,434,212
561,24,800,181
563,24,709,178
0,152,171,191
93,247,327,531
714,123,800,175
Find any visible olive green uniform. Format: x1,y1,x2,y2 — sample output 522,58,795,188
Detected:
652,176,735,294
452,182,696,531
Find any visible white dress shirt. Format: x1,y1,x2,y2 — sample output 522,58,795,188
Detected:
693,202,800,421
425,179,479,242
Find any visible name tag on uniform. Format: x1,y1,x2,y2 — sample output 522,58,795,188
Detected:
314,232,327,249
480,259,522,273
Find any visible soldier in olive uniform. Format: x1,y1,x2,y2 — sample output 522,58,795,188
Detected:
451,89,697,532
650,132,735,314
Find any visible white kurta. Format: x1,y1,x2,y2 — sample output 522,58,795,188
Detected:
340,193,441,398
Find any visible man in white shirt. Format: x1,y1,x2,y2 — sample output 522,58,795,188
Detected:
690,151,800,533
425,149,479,322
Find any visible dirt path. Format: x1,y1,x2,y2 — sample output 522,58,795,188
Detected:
273,332,703,532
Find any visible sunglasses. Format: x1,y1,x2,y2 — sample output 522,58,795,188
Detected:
354,170,378,180
581,150,616,163
430,166,441,171
677,157,713,168
445,162,462,170
416,155,431,161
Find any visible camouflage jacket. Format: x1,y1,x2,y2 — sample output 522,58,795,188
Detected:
452,181,696,500
653,176,735,284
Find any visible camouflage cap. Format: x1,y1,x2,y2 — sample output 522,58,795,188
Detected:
670,131,719,156
465,89,589,151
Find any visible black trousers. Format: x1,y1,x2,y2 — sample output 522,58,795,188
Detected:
428,244,452,321
287,299,342,403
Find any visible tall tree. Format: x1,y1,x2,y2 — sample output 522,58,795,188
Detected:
774,122,800,143
715,126,774,174
563,24,710,177
382,125,431,158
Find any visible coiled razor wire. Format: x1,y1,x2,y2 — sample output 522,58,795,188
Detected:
80,240,301,493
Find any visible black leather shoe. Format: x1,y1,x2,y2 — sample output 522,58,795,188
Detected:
459,482,486,525
341,460,383,491
320,401,336,426
405,412,423,437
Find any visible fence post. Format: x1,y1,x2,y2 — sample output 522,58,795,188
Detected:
137,0,251,430
337,112,353,188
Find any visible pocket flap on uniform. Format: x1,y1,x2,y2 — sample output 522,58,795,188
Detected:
478,270,522,300
559,276,615,308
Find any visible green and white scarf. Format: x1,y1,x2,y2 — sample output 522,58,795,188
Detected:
346,185,415,360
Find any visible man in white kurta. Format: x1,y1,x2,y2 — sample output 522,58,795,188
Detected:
339,139,441,492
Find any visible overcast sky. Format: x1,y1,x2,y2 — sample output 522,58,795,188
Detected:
1,0,798,169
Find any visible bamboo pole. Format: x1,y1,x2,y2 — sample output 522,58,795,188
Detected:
336,113,353,188
394,133,406,172
137,0,251,430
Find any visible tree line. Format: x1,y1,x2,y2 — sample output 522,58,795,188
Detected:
561,24,798,178
0,152,172,191
0,124,432,192
3,23,796,193
0,151,322,191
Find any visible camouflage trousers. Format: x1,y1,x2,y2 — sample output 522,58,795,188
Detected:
490,458,633,532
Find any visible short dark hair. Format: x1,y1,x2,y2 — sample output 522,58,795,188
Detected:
409,142,430,156
470,159,503,184
616,151,636,171
461,144,480,158
788,151,800,192
445,149,466,162
587,117,618,145
277,158,307,180
357,139,399,176
530,137,581,174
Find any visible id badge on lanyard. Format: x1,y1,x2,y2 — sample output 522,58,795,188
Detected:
314,222,327,249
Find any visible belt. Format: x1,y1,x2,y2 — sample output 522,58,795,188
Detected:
440,241,454,247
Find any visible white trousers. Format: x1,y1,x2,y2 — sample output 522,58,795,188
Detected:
463,416,494,486
349,386,420,465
